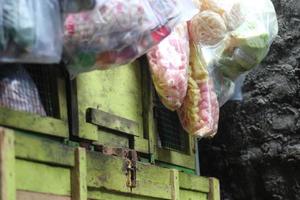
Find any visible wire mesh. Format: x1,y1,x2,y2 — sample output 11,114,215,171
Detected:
154,93,189,153
25,65,61,118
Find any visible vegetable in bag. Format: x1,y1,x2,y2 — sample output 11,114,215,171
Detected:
64,0,198,77
0,0,63,63
189,0,278,105
147,22,189,111
178,43,219,138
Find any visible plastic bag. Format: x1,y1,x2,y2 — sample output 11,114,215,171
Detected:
64,0,198,77
178,43,219,138
0,65,46,116
210,67,235,106
62,0,96,13
0,4,6,50
189,0,278,104
0,0,63,63
147,22,189,111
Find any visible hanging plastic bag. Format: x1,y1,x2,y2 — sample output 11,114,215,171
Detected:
147,22,189,111
0,0,63,63
61,0,96,13
210,66,235,106
0,4,6,50
178,43,219,138
0,65,46,116
189,0,278,104
64,0,198,77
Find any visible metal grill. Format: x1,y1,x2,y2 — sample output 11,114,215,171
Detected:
154,93,189,153
25,65,61,118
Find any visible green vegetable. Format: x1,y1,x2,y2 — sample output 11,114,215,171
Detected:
218,20,270,80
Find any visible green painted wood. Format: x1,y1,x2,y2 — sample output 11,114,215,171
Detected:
170,170,180,200
17,190,71,200
0,128,16,200
156,148,195,170
94,129,129,148
72,148,87,200
57,77,69,122
87,151,172,199
87,108,140,136
77,63,144,141
208,178,220,200
140,64,154,157
179,172,210,193
179,189,207,200
15,159,71,196
134,162,172,199
88,189,163,200
14,131,74,166
156,161,195,175
134,137,149,154
0,107,68,138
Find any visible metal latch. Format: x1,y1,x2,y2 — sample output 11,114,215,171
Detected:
125,150,137,189
95,146,137,189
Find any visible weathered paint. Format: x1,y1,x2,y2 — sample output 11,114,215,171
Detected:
72,148,87,200
208,178,221,200
17,191,71,200
1,128,220,200
179,172,210,193
170,169,180,200
88,190,163,200
87,108,140,136
94,129,129,148
155,162,195,175
15,130,74,166
0,107,68,138
179,190,207,200
76,63,144,141
87,151,173,199
0,128,16,200
15,159,71,196
156,148,195,170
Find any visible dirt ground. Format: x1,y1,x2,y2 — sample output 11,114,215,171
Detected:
198,0,300,199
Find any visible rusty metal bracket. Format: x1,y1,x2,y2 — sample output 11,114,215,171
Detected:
95,146,137,189
125,150,137,189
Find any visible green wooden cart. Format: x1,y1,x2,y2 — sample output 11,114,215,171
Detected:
0,61,220,200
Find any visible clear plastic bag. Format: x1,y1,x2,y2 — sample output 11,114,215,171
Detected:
61,0,96,13
210,66,235,106
189,0,278,105
0,65,46,116
0,0,63,63
0,4,6,50
64,0,198,77
147,22,189,111
178,43,219,138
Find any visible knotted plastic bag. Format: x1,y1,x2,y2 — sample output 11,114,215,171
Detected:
178,43,219,138
0,0,63,63
147,22,189,111
64,0,198,77
189,0,278,105
0,65,46,116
